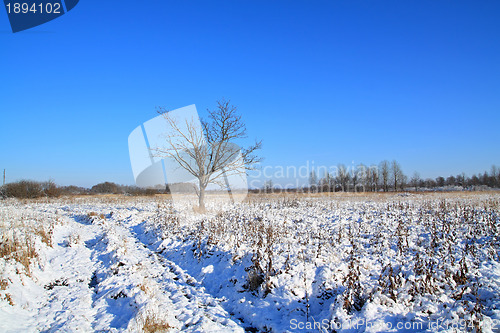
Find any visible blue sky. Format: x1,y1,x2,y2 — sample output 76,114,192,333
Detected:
1,0,499,187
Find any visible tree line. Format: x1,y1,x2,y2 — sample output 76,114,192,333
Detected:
261,161,500,193
0,180,169,199
2,163,499,199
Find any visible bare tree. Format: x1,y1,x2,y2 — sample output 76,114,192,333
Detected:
373,166,380,192
153,99,261,211
357,164,369,192
379,160,390,192
337,164,350,192
351,168,358,192
445,175,456,186
410,172,421,191
368,165,379,192
328,172,337,192
319,172,332,193
263,179,274,194
436,176,445,187
400,174,408,191
456,173,467,189
309,170,317,193
391,160,404,191
491,165,499,187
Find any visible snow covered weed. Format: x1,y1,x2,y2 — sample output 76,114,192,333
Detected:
0,208,55,276
0,228,37,275
135,309,172,332
0,203,59,312
152,192,500,332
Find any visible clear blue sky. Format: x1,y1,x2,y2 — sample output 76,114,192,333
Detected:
1,0,499,187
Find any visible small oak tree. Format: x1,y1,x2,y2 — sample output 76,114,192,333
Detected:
154,99,261,211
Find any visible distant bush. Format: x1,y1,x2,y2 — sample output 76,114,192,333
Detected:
90,182,121,194
42,180,61,197
3,180,42,198
59,185,89,196
120,185,160,196
0,180,62,199
0,180,170,198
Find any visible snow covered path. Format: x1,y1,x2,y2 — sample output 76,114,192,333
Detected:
1,201,245,332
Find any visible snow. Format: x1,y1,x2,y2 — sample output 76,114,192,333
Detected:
1,193,499,332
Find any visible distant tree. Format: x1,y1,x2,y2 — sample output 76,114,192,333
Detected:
60,185,89,195
445,175,456,186
456,173,466,189
320,172,333,193
91,182,120,194
400,174,408,191
351,167,359,192
410,172,421,191
436,176,445,187
263,180,274,194
424,178,436,189
493,165,500,187
391,160,404,192
356,164,368,192
368,165,379,192
379,160,390,192
309,170,317,193
337,164,350,192
120,185,160,196
481,171,495,187
470,174,480,186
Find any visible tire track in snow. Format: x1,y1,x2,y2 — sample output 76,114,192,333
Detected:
34,213,99,332
81,211,244,332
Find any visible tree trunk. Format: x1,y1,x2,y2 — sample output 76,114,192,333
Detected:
223,172,234,204
198,182,206,211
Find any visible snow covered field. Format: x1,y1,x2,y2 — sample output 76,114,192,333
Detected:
1,192,499,332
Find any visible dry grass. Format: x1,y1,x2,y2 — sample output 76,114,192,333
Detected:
1,293,14,306
0,279,8,290
0,279,13,305
0,208,57,306
139,282,150,295
0,232,38,275
67,232,81,247
86,211,107,223
0,211,56,283
136,310,172,332
34,224,54,247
